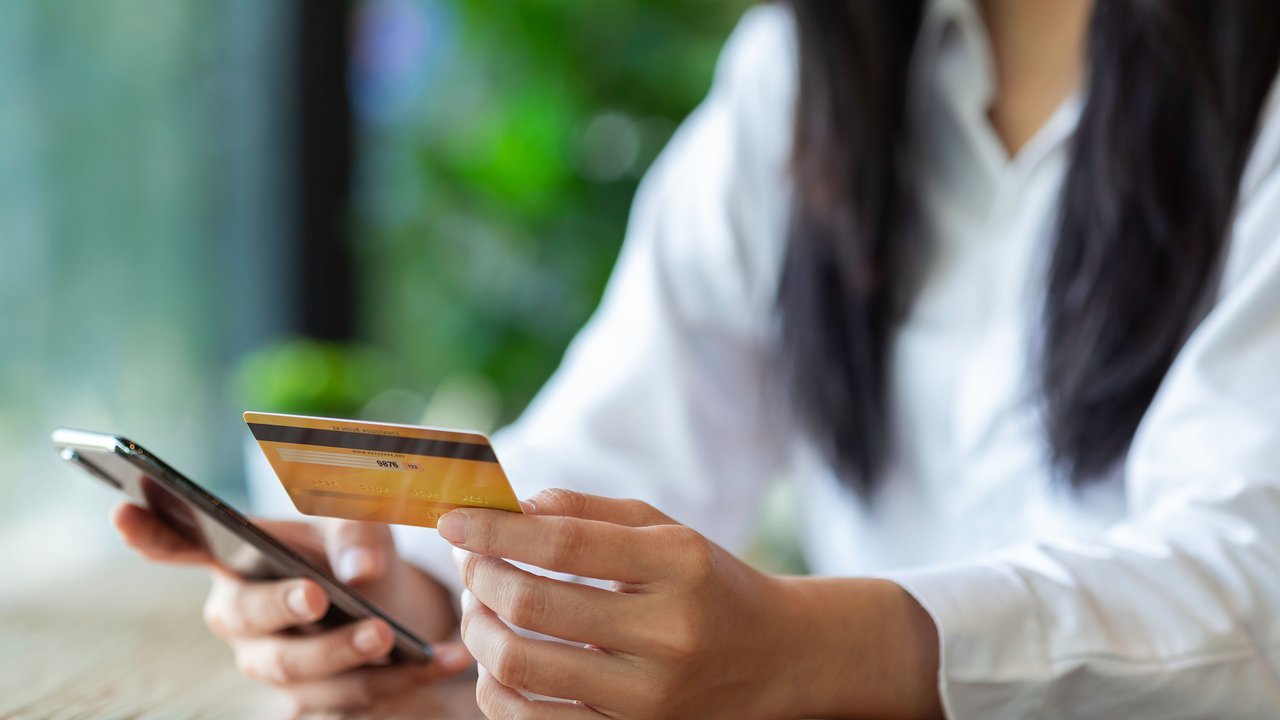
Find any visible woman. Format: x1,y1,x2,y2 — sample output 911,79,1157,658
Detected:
116,0,1280,717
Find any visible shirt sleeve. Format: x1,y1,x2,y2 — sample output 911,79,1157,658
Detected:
393,5,798,594
887,79,1280,719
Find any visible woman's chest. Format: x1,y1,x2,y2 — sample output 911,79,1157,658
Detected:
793,121,1129,574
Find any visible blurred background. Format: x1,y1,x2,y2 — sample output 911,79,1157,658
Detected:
0,0,763,591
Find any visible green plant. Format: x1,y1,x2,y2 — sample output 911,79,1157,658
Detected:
232,339,393,418
357,0,752,423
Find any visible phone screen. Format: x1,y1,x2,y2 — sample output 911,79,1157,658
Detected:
53,428,434,664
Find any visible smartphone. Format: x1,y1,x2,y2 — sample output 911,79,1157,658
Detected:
52,427,434,664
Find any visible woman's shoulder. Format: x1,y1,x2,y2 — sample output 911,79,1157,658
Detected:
630,4,799,330
716,4,797,92
708,4,798,149
648,3,797,187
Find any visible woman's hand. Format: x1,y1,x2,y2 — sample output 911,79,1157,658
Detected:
111,503,472,711
440,489,943,720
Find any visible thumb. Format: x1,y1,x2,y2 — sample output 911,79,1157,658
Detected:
324,520,394,584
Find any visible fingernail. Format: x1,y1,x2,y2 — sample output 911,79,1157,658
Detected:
461,589,476,611
336,548,377,583
286,584,312,619
437,512,468,544
434,644,472,670
353,622,387,655
519,498,537,514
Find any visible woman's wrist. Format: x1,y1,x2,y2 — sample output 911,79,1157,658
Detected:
772,575,943,719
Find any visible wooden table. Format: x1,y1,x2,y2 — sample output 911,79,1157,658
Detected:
0,561,484,719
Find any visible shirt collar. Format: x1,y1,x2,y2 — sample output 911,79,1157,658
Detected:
912,0,1083,176
914,0,995,122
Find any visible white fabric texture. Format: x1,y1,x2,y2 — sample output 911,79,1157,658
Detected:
252,1,1280,717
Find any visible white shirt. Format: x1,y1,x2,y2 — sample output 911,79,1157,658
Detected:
382,2,1280,717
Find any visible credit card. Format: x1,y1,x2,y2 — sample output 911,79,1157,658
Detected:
244,411,522,529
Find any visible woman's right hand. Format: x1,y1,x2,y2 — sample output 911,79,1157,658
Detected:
110,502,472,711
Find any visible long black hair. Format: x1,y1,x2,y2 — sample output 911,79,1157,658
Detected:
777,1,1280,497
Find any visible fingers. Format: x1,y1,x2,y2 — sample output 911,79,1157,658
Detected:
476,667,604,720
324,520,394,584
438,510,673,582
111,503,212,565
460,593,625,707
423,640,476,678
281,663,439,712
253,518,327,561
280,646,472,712
233,618,396,685
204,573,328,639
523,489,676,527
455,550,640,650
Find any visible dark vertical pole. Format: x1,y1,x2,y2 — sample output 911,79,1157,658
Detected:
295,0,356,341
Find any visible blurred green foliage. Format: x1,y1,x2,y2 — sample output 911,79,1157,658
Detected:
355,0,754,424
233,340,392,418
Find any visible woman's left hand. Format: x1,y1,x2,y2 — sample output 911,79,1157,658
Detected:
438,489,942,720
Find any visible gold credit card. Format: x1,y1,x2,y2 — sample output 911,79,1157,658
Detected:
244,411,522,529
